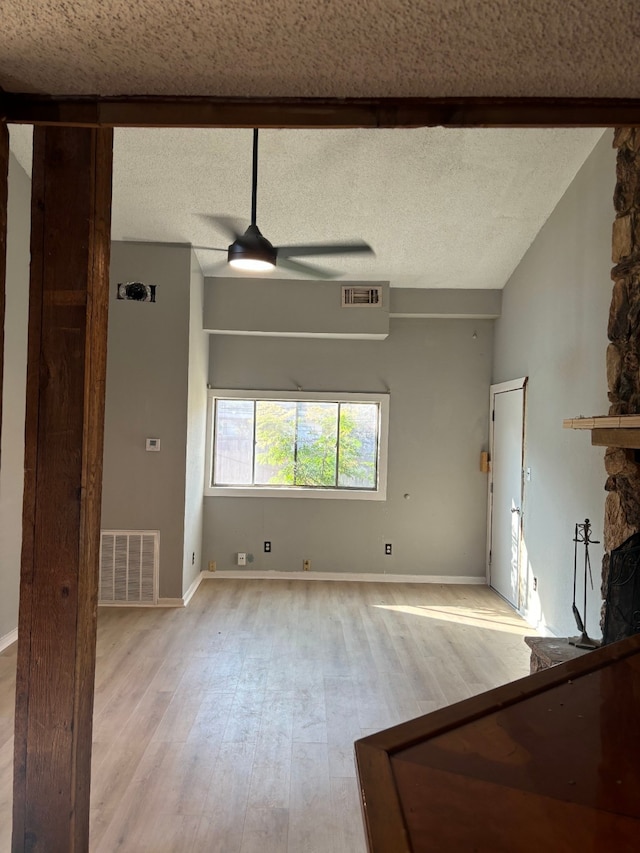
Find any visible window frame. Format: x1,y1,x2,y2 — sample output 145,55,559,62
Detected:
205,388,389,500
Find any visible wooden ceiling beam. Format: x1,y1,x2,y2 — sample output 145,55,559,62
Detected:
2,94,640,128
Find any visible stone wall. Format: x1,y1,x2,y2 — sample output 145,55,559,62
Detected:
603,128,640,603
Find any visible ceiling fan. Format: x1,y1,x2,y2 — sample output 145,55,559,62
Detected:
196,129,374,279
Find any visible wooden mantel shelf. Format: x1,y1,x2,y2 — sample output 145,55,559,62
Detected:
563,415,640,448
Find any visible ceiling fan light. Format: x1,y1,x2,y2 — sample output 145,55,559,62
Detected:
229,257,275,272
227,224,277,273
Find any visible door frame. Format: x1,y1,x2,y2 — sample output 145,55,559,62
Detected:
486,377,527,608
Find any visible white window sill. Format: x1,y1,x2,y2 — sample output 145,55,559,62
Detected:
205,486,386,501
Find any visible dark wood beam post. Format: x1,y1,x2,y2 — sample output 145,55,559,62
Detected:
12,126,113,853
0,123,8,466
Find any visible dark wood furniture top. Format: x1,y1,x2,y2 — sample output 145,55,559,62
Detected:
355,633,640,853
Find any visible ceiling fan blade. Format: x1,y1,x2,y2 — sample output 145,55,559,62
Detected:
121,237,197,248
195,214,246,242
277,257,338,279
276,240,374,259
191,245,228,253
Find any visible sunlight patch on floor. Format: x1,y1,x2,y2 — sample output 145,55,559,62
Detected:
372,603,534,635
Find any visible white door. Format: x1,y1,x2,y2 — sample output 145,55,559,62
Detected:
489,380,526,608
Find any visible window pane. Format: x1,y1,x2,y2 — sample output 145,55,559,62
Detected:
213,399,254,485
255,401,296,485
337,403,378,489
295,402,338,487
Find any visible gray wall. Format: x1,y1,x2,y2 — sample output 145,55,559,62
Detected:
390,288,502,319
205,278,390,338
493,133,615,637
204,318,493,576
182,251,209,593
0,152,30,642
102,242,192,599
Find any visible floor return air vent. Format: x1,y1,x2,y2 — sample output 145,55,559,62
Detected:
99,530,159,605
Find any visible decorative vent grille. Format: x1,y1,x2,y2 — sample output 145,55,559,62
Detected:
99,531,159,604
341,285,383,307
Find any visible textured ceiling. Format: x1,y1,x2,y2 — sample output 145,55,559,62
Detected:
0,1,639,98
8,124,605,289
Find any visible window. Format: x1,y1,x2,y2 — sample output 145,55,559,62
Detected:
205,389,389,500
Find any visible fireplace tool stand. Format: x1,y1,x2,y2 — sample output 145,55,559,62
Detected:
569,518,600,650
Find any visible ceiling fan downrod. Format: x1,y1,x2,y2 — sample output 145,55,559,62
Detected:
227,128,277,271
251,128,259,228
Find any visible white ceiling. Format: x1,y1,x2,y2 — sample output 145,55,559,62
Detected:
0,1,639,98
9,125,606,288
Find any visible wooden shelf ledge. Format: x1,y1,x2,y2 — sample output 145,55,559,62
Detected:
563,415,640,430
563,416,640,448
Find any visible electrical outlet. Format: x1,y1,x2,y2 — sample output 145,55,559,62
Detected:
303,559,311,571
385,543,392,555
264,541,271,552
237,552,247,566
191,552,195,565
208,561,216,572
533,576,538,592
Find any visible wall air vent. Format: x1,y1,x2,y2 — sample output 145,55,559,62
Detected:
341,286,383,307
99,530,159,605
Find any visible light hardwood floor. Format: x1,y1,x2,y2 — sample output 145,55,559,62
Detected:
0,579,535,852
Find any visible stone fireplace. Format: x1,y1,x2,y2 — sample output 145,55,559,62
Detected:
603,128,640,631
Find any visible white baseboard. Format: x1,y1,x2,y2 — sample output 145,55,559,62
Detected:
204,570,486,584
0,627,18,652
99,572,207,609
182,571,205,606
100,597,189,608
98,569,485,611
155,570,206,607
